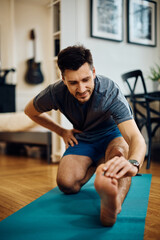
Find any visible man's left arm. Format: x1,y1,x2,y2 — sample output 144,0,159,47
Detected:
103,119,146,179
118,119,146,167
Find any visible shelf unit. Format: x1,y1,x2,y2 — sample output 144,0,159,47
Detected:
53,0,61,57
49,0,73,163
51,0,63,162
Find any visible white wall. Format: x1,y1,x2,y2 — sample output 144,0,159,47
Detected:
61,0,160,95
0,0,53,111
15,0,53,111
0,0,15,79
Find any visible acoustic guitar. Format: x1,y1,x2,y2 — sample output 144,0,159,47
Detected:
25,29,44,84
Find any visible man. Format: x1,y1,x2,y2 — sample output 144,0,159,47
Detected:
24,45,146,226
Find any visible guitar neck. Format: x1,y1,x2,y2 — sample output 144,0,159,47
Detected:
30,29,36,62
33,37,36,62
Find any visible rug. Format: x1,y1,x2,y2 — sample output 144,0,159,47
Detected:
0,174,152,240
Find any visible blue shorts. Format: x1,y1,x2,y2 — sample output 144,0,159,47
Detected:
63,127,122,164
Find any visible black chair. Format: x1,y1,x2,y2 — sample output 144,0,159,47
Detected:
121,69,160,169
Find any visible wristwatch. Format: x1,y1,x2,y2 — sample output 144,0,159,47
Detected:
128,159,140,172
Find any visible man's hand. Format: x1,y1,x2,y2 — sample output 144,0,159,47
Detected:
102,156,138,179
61,128,81,149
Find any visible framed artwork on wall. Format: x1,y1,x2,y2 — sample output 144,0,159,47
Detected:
127,0,157,47
90,0,123,42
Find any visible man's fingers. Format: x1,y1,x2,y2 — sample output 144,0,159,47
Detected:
69,137,78,146
65,142,69,149
72,137,78,145
102,157,128,178
65,137,78,147
73,129,82,133
107,160,125,177
69,139,74,147
115,166,130,179
63,128,80,148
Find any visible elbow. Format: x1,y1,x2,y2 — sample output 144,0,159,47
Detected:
24,106,27,115
143,138,147,154
141,134,147,149
24,105,30,117
140,134,147,157
24,99,36,118
24,99,42,120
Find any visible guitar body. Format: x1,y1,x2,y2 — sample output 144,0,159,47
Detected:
25,58,44,84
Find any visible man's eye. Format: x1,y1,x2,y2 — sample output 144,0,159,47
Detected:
69,82,76,85
83,78,89,82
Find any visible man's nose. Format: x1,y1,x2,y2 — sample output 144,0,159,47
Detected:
77,83,86,93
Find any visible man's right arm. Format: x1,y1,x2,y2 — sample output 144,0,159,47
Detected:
24,99,80,148
24,99,65,136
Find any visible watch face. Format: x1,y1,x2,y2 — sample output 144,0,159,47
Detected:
128,160,140,167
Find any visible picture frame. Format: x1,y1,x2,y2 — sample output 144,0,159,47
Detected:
90,0,123,42
127,0,157,47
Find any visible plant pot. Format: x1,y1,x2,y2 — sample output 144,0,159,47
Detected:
158,79,160,91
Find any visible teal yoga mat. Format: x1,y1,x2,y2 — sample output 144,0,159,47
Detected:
0,174,152,240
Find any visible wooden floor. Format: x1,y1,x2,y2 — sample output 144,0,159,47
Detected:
0,150,160,240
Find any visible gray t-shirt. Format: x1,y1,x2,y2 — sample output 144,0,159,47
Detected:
33,75,133,142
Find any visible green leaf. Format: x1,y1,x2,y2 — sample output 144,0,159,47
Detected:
148,63,160,81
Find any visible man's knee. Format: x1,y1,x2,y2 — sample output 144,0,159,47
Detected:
111,146,127,157
105,137,129,160
56,175,80,194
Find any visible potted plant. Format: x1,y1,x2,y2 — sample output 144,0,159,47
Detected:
148,63,160,90
148,63,160,81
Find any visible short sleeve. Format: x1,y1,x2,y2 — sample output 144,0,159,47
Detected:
106,83,133,125
33,85,58,113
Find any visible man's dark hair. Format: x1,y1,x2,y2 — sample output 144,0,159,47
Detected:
57,45,93,76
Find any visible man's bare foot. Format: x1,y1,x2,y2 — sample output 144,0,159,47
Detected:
94,168,121,227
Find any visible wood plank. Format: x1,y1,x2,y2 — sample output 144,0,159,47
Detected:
0,155,58,221
140,159,160,240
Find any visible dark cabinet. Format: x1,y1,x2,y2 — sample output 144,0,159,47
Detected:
0,84,16,112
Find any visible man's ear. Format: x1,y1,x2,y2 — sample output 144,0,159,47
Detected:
62,75,66,85
92,67,96,78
